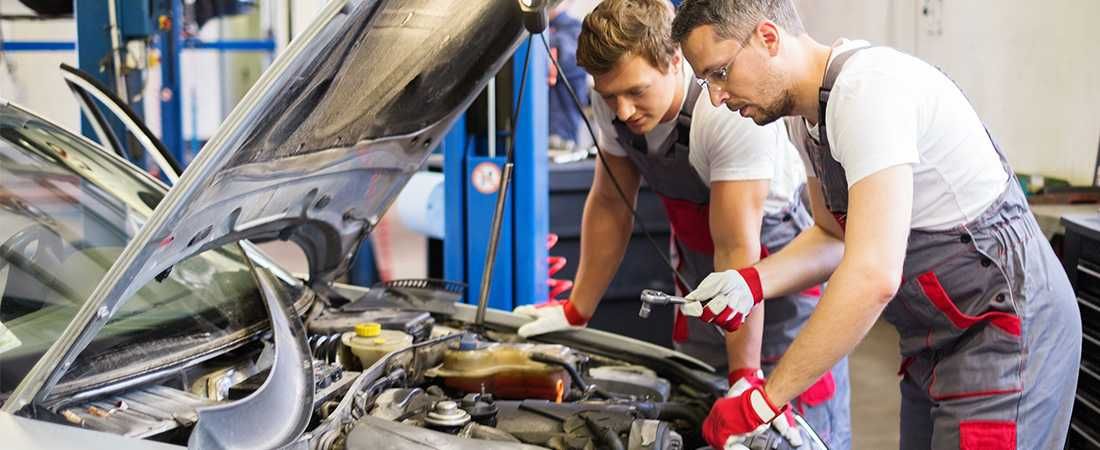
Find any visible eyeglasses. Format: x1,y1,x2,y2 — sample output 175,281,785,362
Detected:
696,36,751,93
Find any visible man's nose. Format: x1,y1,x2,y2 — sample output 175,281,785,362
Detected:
707,86,728,108
615,100,635,121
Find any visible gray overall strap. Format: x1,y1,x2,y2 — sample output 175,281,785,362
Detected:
817,45,872,148
611,80,709,203
802,44,873,216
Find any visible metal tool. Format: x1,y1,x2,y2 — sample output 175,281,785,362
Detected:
638,289,690,318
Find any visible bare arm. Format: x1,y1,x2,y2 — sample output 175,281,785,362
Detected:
708,180,770,372
569,153,642,318
753,177,846,299
764,164,913,404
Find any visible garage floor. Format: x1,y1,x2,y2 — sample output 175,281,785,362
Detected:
258,215,904,449
849,320,902,449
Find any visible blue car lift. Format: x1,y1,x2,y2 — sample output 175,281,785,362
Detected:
62,3,548,306
442,39,550,311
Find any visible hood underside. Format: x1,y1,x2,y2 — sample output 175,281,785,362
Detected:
3,0,528,412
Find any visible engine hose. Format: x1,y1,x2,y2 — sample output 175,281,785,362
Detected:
546,233,573,301
529,353,625,401
579,413,626,450
652,402,705,425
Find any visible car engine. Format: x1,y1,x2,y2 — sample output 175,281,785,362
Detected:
48,281,825,450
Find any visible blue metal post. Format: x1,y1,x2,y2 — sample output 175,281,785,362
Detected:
512,38,549,307
75,0,149,165
74,1,116,142
157,0,186,164
443,116,469,293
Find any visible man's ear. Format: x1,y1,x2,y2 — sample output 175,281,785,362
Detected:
667,51,683,74
757,20,781,56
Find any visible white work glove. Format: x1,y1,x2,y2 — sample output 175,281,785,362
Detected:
681,268,764,332
513,300,588,337
707,369,803,449
726,369,804,448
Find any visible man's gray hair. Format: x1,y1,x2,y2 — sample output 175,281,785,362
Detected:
671,0,805,43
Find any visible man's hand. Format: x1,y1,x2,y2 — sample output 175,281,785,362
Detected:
727,369,804,448
704,372,789,449
681,268,763,332
513,300,588,337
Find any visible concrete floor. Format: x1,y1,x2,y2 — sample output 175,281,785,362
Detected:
849,320,902,449
258,212,904,449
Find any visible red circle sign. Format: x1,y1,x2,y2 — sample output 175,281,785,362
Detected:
471,162,502,194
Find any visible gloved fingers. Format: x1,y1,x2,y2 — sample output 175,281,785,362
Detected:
771,411,804,447
680,301,704,317
685,271,728,300
699,294,730,322
513,304,539,317
722,425,770,450
712,306,734,326
517,320,544,338
720,312,744,333
517,317,567,337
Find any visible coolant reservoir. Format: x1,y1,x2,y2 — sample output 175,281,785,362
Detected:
342,322,413,369
425,343,574,401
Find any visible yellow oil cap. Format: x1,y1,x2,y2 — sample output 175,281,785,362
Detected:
355,322,382,337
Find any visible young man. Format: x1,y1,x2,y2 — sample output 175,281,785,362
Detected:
670,1,1082,449
512,0,850,447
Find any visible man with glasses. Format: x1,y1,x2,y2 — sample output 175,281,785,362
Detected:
671,1,1081,449
512,0,850,447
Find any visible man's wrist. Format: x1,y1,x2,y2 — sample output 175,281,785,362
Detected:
728,367,763,386
762,381,793,410
562,300,590,325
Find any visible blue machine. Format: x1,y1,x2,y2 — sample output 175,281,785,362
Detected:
443,38,550,311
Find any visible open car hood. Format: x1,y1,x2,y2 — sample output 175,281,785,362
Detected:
4,0,528,412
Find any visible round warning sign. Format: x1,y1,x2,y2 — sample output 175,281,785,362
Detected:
471,162,502,194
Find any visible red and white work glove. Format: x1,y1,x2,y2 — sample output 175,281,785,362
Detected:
726,369,803,448
681,268,764,332
705,370,795,449
513,300,588,337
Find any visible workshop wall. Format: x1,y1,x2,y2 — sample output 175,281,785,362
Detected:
0,0,78,130
797,0,1100,185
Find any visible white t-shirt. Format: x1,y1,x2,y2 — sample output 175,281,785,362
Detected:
592,63,806,215
803,39,1009,231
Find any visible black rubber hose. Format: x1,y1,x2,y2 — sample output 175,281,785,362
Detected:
652,402,705,425
530,353,625,400
530,353,587,390
579,412,626,450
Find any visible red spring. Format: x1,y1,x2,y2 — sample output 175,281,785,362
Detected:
546,233,573,301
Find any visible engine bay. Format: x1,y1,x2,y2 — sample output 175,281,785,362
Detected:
41,281,822,450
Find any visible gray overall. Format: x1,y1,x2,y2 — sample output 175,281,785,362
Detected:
788,45,1081,449
611,83,851,449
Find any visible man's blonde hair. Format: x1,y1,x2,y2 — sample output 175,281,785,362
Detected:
577,0,678,76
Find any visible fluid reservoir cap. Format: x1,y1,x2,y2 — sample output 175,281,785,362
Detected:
355,322,382,337
458,332,479,351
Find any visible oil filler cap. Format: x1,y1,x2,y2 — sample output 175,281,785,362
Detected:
355,322,382,337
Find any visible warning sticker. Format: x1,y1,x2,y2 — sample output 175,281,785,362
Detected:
471,162,502,195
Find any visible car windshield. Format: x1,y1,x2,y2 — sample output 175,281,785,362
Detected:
0,104,269,395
